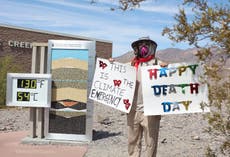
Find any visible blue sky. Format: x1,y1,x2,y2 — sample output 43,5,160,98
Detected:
0,0,226,57
51,49,88,61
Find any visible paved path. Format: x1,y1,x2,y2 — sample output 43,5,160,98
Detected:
0,131,87,157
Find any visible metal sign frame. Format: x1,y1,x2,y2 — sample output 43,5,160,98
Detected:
44,40,96,142
6,73,51,107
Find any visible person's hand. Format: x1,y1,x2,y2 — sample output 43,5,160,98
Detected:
160,62,168,67
109,58,115,63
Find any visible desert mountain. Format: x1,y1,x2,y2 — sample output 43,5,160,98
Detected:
114,48,199,63
114,48,229,69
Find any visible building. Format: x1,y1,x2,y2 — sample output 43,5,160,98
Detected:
0,24,112,72
1,24,113,142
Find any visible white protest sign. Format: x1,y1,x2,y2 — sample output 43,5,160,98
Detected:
89,58,136,113
141,62,210,115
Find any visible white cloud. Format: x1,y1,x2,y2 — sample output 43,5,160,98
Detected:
93,0,181,14
0,0,192,57
37,0,110,13
0,1,106,27
140,5,179,14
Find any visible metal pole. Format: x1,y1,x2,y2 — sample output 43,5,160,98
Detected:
29,45,37,138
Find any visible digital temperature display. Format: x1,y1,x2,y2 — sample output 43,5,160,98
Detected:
17,91,30,101
17,79,37,89
6,73,51,108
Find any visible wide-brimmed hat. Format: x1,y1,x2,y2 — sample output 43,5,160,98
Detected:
131,37,157,49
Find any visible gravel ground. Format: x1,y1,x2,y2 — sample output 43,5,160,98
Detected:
0,105,223,157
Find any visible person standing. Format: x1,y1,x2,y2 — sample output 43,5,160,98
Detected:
127,37,166,157
110,37,166,157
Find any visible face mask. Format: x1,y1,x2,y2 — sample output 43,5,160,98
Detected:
139,45,149,57
133,40,157,58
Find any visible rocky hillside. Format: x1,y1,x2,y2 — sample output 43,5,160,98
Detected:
114,48,199,63
115,47,230,68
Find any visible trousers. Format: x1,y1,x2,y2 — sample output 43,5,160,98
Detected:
127,111,161,157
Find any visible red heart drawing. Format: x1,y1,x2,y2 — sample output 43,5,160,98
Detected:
113,80,122,87
99,60,107,69
123,99,131,110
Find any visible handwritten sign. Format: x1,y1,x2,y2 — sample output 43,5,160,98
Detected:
89,58,136,113
141,63,209,115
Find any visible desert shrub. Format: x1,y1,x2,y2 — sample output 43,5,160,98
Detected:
0,55,22,106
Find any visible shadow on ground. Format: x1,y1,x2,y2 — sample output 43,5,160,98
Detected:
92,130,122,141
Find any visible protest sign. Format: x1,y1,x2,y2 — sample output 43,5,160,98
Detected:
89,58,136,113
141,62,209,115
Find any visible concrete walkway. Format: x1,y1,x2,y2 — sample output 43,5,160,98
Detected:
0,131,88,157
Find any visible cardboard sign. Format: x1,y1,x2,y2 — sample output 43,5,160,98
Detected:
89,58,136,113
141,63,209,115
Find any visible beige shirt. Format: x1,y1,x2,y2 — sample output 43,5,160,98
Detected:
132,58,160,112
